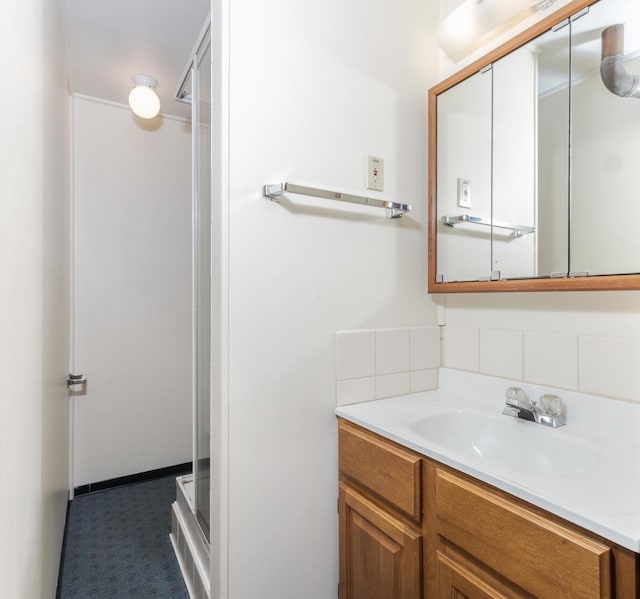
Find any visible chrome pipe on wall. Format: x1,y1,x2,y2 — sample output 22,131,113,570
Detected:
600,24,640,98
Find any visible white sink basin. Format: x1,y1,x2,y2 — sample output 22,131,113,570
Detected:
336,370,640,551
410,410,605,476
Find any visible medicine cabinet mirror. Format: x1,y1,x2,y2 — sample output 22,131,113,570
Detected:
429,0,640,292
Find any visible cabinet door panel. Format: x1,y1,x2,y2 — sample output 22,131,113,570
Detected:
339,484,421,599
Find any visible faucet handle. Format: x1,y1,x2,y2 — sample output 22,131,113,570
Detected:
505,386,531,408
539,394,565,418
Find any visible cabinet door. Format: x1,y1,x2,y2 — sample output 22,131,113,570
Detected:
339,485,421,599
436,550,530,599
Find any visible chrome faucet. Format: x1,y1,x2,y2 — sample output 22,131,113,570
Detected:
502,387,566,428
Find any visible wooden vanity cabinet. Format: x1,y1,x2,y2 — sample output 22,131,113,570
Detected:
338,418,640,599
338,420,423,599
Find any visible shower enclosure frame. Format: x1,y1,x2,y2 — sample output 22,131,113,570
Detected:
192,21,213,545
170,15,218,599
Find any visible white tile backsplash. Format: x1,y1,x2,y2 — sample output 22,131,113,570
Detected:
443,326,479,372
410,368,438,393
336,377,376,407
479,328,523,380
376,372,411,399
410,327,441,371
335,330,375,380
335,326,441,405
376,328,410,375
579,336,640,401
336,323,640,406
524,331,578,390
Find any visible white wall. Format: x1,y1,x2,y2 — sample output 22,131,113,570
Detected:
0,0,70,596
72,97,192,486
219,0,440,596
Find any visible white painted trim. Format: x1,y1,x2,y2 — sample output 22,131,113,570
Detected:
191,14,214,544
191,37,199,528
70,92,191,123
68,95,76,499
57,0,73,95
210,0,231,596
169,531,199,599
171,501,211,599
175,13,212,102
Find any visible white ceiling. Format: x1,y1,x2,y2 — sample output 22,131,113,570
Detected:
63,0,210,120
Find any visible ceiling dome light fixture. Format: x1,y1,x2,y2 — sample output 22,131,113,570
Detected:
128,74,161,119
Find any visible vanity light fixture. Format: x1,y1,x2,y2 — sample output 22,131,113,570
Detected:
128,74,161,119
438,0,557,62
531,0,556,10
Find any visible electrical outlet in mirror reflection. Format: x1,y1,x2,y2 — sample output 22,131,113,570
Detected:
457,178,471,208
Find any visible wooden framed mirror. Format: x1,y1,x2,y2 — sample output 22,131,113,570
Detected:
428,0,640,292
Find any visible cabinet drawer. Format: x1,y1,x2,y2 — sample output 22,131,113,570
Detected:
339,420,421,521
434,468,612,599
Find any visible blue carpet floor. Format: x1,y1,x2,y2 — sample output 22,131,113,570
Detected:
58,475,189,598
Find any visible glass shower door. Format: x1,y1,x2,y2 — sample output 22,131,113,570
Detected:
194,32,212,541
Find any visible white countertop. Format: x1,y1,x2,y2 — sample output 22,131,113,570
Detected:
336,369,640,552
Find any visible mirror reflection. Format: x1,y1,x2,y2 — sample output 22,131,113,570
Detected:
569,0,640,275
436,69,492,282
537,26,571,277
432,0,640,289
493,35,557,280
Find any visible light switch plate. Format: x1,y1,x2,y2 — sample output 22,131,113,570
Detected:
367,155,384,191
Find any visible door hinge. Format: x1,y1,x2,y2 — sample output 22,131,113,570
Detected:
569,271,589,278
570,7,589,22
67,373,87,388
552,18,570,32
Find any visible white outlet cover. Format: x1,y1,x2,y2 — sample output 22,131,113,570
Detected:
367,155,384,192
457,177,471,208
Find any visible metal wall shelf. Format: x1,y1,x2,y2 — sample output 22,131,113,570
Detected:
263,182,411,219
442,214,534,238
